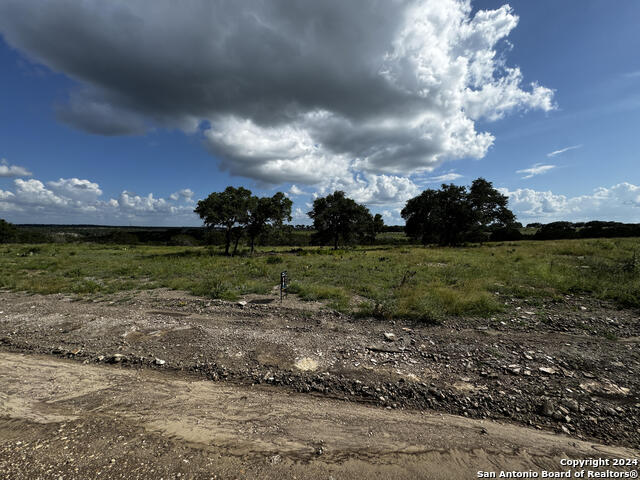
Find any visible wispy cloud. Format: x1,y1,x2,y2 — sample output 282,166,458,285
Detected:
623,70,640,79
516,163,556,179
546,144,582,157
419,172,464,183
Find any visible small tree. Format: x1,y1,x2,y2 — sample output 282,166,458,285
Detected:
194,186,252,255
0,219,17,244
246,192,292,254
308,191,374,249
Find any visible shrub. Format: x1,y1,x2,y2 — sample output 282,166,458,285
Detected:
0,219,17,243
169,234,199,246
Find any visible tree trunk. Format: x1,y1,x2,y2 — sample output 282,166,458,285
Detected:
250,236,255,255
233,235,240,256
225,227,231,256
334,233,338,250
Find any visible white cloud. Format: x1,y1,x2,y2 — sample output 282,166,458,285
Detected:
516,163,556,179
0,158,32,177
288,185,305,196
381,208,404,225
13,179,69,207
169,188,194,202
291,207,308,224
500,183,640,223
0,190,15,201
204,115,351,184
420,172,464,183
464,69,555,122
546,144,582,157
0,0,554,187
316,172,421,207
47,178,102,202
0,177,197,225
117,191,166,212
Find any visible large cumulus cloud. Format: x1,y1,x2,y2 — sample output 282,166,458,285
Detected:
0,0,554,198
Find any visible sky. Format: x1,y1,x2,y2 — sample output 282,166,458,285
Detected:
0,0,639,227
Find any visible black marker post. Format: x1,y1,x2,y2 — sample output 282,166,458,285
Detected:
280,270,288,303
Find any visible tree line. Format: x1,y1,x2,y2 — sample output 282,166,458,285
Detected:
304,178,519,248
3,178,640,249
194,187,385,254
193,178,515,253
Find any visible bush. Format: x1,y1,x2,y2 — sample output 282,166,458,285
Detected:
169,234,199,246
0,219,17,243
108,231,140,244
534,222,577,240
490,227,523,242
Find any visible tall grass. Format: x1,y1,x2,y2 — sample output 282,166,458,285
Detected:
1,238,638,321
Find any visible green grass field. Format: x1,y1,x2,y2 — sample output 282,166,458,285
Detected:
1,238,638,322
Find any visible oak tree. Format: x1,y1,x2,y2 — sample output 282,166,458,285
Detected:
194,186,252,255
308,191,374,249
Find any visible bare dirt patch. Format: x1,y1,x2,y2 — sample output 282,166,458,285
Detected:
1,352,638,479
0,288,638,452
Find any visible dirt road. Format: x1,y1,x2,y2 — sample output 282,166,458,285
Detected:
1,351,637,479
0,289,639,477
1,289,638,448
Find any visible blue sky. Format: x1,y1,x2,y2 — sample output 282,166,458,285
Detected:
0,0,639,226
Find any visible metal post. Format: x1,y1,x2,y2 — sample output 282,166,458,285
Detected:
280,270,288,303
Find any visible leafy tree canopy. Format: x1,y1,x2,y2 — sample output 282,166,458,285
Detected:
194,186,253,255
246,192,292,253
195,187,291,255
402,178,517,246
468,178,515,230
308,191,375,249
